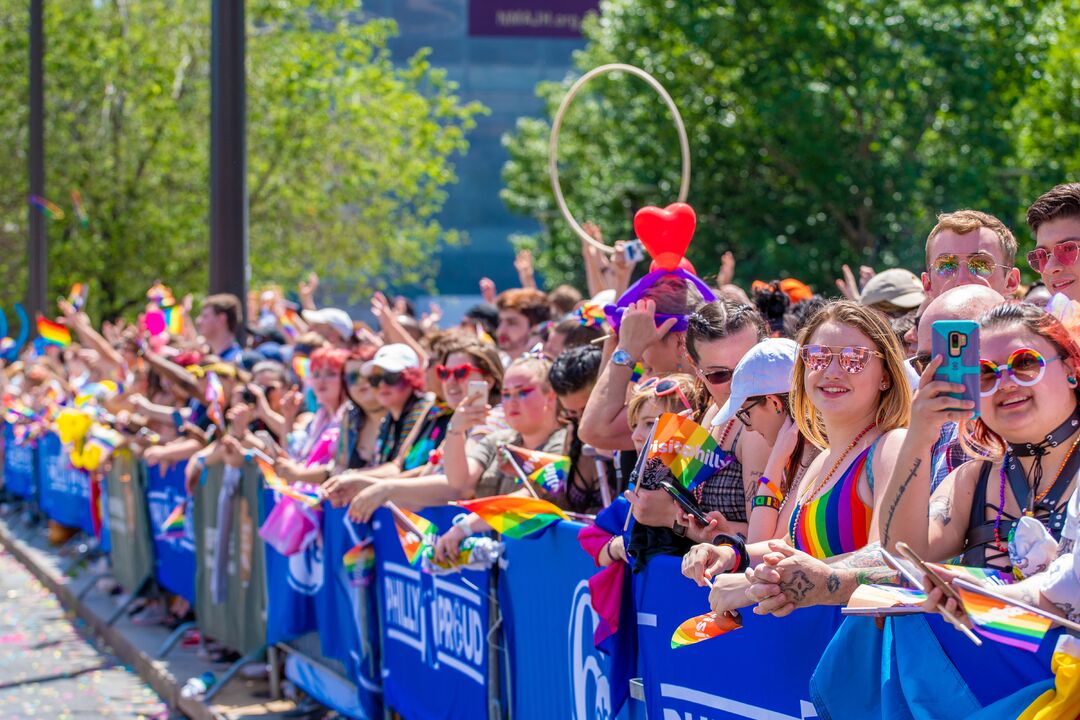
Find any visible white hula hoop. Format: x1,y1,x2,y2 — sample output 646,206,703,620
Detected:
548,63,691,255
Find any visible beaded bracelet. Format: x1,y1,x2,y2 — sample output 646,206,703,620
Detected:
757,475,784,501
752,494,782,511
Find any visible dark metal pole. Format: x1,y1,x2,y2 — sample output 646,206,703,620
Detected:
209,0,248,330
27,0,46,323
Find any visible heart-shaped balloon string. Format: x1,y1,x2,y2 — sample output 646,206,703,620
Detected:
634,203,696,271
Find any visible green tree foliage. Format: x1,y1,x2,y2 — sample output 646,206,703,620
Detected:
502,0,1056,291
0,1,484,321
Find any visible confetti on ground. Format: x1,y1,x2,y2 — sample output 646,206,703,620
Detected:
0,549,168,717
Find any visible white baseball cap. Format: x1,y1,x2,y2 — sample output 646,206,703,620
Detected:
711,338,798,427
301,307,354,342
362,343,419,375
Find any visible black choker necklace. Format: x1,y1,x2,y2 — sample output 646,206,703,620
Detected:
1009,408,1080,457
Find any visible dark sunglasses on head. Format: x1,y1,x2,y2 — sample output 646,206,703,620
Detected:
368,371,404,388
735,396,766,426
1028,241,1080,273
800,344,884,375
435,364,484,381
699,367,735,385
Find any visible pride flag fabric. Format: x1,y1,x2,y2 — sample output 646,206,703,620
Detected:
648,412,731,492
502,444,570,494
393,507,438,566
37,317,71,347
158,501,187,537
670,611,741,648
458,495,567,539
256,458,322,508
954,581,1053,653
343,540,376,585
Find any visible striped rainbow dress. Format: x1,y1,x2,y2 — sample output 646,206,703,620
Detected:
788,443,874,559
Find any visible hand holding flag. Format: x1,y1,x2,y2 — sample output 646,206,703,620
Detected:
648,412,732,492
501,444,570,495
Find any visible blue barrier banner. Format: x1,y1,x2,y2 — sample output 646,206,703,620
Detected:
97,474,111,553
372,506,491,720
145,461,196,603
3,423,36,499
36,432,94,534
499,520,637,720
634,554,841,720
263,489,320,645
316,506,382,719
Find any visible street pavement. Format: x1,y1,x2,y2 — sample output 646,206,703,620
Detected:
0,547,169,719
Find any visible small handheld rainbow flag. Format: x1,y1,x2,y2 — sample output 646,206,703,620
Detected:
393,507,439,566
37,317,71,347
255,458,322,508
293,356,311,383
573,302,607,329
343,540,376,584
670,611,742,649
279,307,302,339
28,194,64,220
502,445,570,494
70,190,88,227
158,501,187,537
163,305,183,335
648,413,732,492
68,283,87,311
457,495,568,539
953,579,1054,653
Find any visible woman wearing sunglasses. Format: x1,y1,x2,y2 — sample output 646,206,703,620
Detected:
881,302,1079,572
700,301,911,611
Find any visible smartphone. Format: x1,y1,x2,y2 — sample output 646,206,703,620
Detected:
660,480,711,526
171,409,185,434
466,380,488,405
624,239,646,263
931,320,980,418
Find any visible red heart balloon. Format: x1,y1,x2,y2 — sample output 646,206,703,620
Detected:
633,203,696,271
650,256,697,275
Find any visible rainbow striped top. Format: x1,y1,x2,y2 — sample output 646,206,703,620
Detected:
788,443,875,559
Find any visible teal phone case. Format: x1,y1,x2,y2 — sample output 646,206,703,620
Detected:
931,320,980,418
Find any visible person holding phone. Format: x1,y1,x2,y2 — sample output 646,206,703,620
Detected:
701,301,911,613
880,301,1080,572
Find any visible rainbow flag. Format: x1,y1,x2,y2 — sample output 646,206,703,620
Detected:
158,502,187,537
343,540,376,584
68,283,87,311
648,412,732,491
457,495,567,539
955,581,1053,652
37,317,71,347
255,458,322,508
671,611,742,649
394,507,438,566
163,305,183,335
502,445,570,494
293,356,311,383
279,307,302,339
574,302,607,329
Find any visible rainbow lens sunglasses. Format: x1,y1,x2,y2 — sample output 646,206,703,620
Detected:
979,348,1060,397
800,345,884,374
932,253,1002,280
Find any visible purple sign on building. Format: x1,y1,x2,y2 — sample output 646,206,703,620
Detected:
468,0,601,38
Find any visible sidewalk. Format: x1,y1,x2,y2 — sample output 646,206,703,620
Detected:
0,512,301,720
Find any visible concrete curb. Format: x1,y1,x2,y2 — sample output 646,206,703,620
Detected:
0,519,219,720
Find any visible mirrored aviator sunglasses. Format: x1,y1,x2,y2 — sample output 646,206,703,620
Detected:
979,347,1058,397
800,344,883,374
932,253,997,279
1027,240,1080,273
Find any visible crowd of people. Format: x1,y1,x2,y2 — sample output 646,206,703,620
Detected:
5,181,1080,708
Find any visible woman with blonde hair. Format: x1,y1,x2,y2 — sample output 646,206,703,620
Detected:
680,301,911,611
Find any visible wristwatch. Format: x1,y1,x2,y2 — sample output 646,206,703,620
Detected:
611,348,636,369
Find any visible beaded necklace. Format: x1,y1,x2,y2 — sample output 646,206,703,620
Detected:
789,422,877,546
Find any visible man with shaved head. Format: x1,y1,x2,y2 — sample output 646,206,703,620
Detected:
887,285,1006,531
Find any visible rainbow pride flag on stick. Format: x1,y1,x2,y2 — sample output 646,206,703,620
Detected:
953,578,1079,652
648,412,732,492
457,495,567,539
37,317,71,347
67,283,87,311
343,540,376,585
158,501,187,537
388,503,439,566
671,611,742,649
255,458,323,508
501,445,570,494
